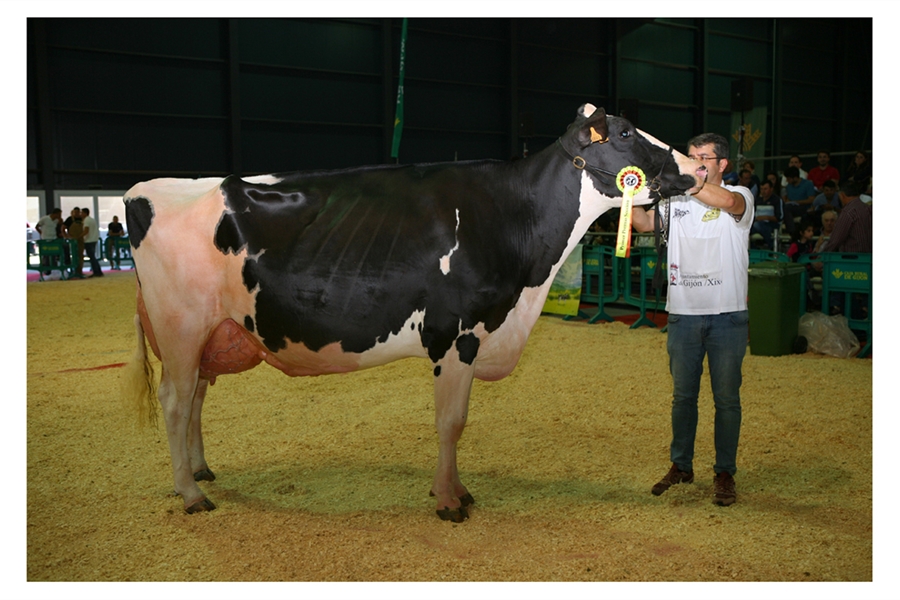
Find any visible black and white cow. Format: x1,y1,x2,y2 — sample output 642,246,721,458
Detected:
124,103,705,521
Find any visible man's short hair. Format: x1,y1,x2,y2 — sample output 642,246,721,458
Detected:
686,133,729,161
739,169,751,177
82,207,90,215
784,166,800,178
840,180,865,197
822,179,837,190
821,209,837,223
760,179,773,190
50,208,61,214
818,149,831,158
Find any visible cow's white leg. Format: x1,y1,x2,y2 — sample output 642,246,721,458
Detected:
188,378,215,482
158,366,215,513
430,353,476,522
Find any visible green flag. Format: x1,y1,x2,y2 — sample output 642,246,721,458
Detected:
390,18,408,160
729,106,767,161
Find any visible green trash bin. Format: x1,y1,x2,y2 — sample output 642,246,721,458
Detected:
747,261,807,356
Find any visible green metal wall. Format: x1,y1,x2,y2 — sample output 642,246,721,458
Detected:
27,17,872,210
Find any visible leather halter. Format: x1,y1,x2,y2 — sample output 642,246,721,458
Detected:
555,137,675,203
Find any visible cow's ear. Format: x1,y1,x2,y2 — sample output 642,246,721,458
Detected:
575,106,609,148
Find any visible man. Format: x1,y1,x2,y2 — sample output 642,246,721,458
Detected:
81,208,103,277
750,179,783,250
631,133,754,507
807,150,840,191
35,208,62,241
106,215,125,267
35,208,63,274
65,207,84,276
821,181,872,253
779,154,807,189
811,180,841,215
738,168,758,200
781,166,817,226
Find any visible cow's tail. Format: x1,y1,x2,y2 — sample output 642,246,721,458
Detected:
123,312,159,429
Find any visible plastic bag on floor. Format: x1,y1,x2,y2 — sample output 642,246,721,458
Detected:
797,312,860,358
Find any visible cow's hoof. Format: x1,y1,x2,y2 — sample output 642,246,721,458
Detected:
430,490,475,507
185,497,216,514
193,468,216,482
436,505,469,522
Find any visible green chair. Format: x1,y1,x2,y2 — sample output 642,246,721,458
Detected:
28,239,70,281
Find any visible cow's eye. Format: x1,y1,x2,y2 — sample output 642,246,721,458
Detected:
620,130,631,138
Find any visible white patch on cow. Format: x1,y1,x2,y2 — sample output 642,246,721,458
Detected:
355,309,428,369
582,103,597,117
439,209,461,275
241,174,284,185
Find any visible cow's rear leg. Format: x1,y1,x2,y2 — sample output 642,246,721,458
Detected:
189,378,216,483
430,356,476,522
158,366,215,513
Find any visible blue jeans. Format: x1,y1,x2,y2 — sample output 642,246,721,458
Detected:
666,311,748,476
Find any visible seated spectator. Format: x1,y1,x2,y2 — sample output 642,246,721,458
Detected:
814,209,838,253
844,151,871,188
782,166,817,227
780,154,807,189
807,150,841,191
811,179,842,225
764,171,782,198
738,168,759,200
750,179,784,250
787,219,816,262
741,160,762,191
820,180,872,253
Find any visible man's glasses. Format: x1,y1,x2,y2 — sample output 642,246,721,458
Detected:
689,154,723,162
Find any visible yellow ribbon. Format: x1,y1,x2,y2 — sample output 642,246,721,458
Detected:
615,185,635,258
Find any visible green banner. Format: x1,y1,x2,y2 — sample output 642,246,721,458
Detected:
390,18,408,160
542,245,583,317
730,106,767,161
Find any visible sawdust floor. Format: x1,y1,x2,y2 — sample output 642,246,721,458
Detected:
26,270,875,584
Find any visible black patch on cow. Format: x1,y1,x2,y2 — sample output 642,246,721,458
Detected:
433,365,441,378
124,196,154,250
211,109,693,361
244,315,254,333
455,333,480,365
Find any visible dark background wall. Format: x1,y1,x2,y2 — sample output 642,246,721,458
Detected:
27,17,872,211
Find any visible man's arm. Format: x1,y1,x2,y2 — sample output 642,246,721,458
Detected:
632,207,656,233
694,184,746,217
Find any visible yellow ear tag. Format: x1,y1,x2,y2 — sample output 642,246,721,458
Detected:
590,127,605,143
614,166,647,258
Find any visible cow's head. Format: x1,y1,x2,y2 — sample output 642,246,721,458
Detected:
561,104,705,205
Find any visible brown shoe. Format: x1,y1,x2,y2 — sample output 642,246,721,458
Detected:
651,463,694,496
713,472,736,506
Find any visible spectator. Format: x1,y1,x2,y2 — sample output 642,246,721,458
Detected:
844,151,871,189
764,171,782,198
35,208,63,275
81,207,103,278
740,160,762,191
780,154,807,189
811,179,842,223
814,209,838,253
35,208,62,241
782,166,817,227
750,179,783,250
107,215,125,266
65,207,84,277
786,219,816,262
738,169,759,200
807,150,841,191
821,180,872,253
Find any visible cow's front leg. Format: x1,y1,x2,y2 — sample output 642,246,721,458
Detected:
430,354,476,522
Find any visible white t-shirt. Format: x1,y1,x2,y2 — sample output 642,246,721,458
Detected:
36,215,58,240
82,215,100,243
661,184,754,315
